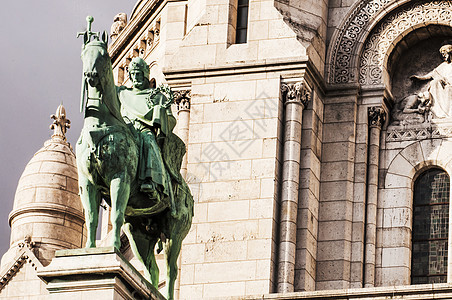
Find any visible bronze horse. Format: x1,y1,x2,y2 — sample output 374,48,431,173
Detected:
76,17,193,300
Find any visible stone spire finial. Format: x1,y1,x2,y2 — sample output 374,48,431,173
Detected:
50,104,71,141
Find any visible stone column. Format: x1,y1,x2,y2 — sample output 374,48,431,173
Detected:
364,106,386,287
175,90,191,178
173,89,191,300
278,80,311,293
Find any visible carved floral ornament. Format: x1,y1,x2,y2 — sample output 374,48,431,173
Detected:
328,0,452,85
174,90,191,112
368,106,386,128
280,81,312,108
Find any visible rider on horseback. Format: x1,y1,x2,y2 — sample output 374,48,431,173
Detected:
117,57,176,213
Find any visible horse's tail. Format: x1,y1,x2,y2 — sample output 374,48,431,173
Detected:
173,179,194,223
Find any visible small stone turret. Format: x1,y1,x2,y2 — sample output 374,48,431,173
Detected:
2,104,85,267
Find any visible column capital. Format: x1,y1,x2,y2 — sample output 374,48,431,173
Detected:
281,81,312,108
174,90,191,112
368,106,386,128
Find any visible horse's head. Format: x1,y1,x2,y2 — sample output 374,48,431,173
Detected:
81,41,110,91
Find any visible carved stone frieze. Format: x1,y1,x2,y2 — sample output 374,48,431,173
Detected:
359,1,452,85
387,125,452,142
174,90,191,112
281,81,312,108
329,0,392,84
368,106,386,128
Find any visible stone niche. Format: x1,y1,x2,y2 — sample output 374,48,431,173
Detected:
388,25,452,129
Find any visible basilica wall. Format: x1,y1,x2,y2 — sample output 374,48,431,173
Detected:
321,0,452,293
105,0,452,298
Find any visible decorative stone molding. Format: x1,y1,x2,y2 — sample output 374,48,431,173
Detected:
174,90,191,112
328,0,452,85
145,20,160,53
0,246,42,292
368,106,386,128
18,236,35,250
0,255,27,290
359,1,452,85
281,81,312,107
328,0,393,84
387,125,452,142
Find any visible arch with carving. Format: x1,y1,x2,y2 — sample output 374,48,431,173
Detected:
359,1,452,86
327,0,452,85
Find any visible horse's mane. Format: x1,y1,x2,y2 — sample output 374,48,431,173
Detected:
82,41,124,123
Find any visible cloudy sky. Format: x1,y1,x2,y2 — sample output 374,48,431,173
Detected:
0,1,135,256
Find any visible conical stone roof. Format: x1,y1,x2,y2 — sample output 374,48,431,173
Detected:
7,105,85,266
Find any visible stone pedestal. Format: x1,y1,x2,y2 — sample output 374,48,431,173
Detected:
37,247,165,300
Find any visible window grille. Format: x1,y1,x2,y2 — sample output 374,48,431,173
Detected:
411,168,449,284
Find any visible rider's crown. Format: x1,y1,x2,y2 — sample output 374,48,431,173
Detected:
129,57,150,79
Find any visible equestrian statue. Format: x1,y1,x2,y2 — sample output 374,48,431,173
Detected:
75,16,193,300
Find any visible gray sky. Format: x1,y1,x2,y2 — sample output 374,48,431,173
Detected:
0,1,135,257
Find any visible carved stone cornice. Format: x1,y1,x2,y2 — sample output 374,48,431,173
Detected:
281,81,312,108
368,106,386,128
0,239,42,292
174,90,191,112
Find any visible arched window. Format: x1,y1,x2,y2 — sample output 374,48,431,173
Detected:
411,168,450,284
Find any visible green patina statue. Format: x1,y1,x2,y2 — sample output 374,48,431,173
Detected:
76,16,193,300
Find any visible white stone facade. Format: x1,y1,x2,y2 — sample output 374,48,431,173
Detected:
107,0,452,298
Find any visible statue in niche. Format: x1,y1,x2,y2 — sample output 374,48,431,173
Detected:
410,43,452,118
392,91,431,125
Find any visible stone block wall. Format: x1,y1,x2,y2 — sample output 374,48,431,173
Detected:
166,0,309,71
316,92,358,290
178,71,283,299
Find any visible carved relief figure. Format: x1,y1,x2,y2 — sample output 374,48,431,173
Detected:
110,13,127,41
411,44,452,118
392,91,430,125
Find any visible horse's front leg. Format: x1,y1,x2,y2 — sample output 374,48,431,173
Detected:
109,173,131,249
79,176,101,248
